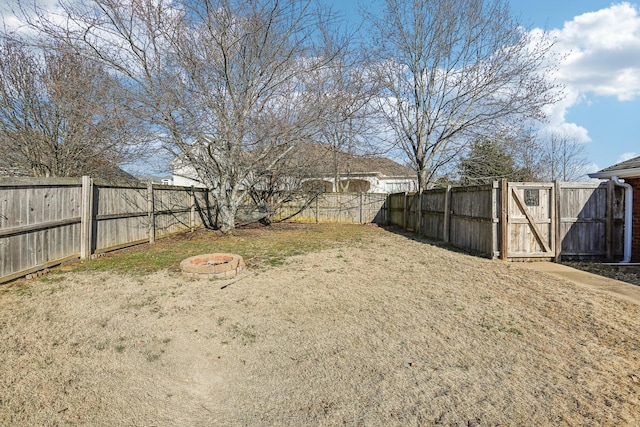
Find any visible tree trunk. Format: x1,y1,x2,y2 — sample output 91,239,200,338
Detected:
217,201,236,232
214,186,240,232
418,168,429,192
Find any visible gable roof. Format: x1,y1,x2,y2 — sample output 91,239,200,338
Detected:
171,142,416,182
0,165,30,177
0,156,137,181
589,155,640,179
295,144,415,179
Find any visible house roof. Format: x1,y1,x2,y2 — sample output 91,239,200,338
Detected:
170,142,417,183
297,144,415,179
588,155,640,179
0,156,137,181
0,165,29,177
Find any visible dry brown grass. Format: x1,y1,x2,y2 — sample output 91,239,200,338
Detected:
1,225,639,426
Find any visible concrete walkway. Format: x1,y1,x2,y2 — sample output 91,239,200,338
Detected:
516,262,640,306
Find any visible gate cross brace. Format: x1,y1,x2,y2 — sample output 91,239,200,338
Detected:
511,188,552,254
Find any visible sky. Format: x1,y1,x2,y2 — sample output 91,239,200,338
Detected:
326,0,640,174
513,1,640,173
1,0,639,175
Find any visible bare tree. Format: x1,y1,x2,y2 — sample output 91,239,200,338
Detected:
26,0,341,230
0,38,142,178
366,0,562,190
539,131,589,181
504,130,545,181
309,36,387,192
242,23,380,210
319,77,376,192
240,142,327,224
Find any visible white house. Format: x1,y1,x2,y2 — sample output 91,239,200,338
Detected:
296,144,418,193
172,163,209,188
171,143,418,194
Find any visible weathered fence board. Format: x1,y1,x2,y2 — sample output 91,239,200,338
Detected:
387,193,406,227
421,188,448,241
275,193,387,224
506,182,555,258
153,186,196,236
449,185,496,257
0,180,83,281
389,185,497,257
558,182,624,259
1,177,215,283
387,181,624,260
1,177,627,283
94,184,147,253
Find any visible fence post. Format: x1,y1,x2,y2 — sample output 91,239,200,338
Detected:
147,182,155,244
205,189,215,228
385,194,390,225
417,191,423,235
190,186,196,232
403,191,408,230
606,179,615,261
359,192,364,224
315,193,319,224
443,185,451,242
554,180,562,262
80,175,94,260
499,179,508,260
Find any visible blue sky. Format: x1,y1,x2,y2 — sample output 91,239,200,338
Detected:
514,1,640,171
2,0,638,174
327,0,640,173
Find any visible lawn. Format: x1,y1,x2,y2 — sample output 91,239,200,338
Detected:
1,224,638,426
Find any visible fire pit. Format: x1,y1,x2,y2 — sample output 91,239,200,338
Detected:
180,253,245,279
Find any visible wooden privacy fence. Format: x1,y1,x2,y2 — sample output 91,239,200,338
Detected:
388,180,625,261
0,180,387,283
0,177,625,283
0,177,215,284
274,192,388,224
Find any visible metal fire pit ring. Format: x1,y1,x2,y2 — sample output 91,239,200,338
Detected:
180,253,245,279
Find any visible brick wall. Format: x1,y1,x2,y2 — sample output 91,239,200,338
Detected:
628,178,640,262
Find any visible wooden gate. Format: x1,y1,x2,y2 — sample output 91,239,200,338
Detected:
504,182,556,259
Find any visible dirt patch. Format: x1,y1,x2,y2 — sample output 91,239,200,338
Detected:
1,226,639,426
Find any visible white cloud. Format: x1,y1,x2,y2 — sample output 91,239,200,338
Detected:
581,162,602,181
617,151,638,162
539,86,591,142
534,3,640,144
1,0,71,36
551,2,640,102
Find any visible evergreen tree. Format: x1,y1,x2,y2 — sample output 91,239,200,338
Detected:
457,140,525,185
